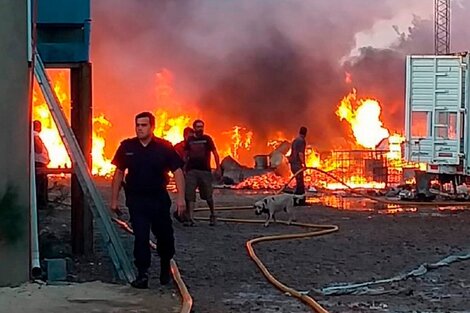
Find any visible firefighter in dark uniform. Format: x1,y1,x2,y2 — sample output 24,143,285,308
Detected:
110,112,186,289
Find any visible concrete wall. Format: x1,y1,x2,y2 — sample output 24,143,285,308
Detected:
0,0,31,286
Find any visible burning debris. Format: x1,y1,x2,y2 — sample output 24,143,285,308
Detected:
34,69,429,195
234,172,289,190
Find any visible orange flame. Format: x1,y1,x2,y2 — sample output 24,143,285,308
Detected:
92,114,114,176
306,147,320,168
33,72,71,169
267,132,288,150
153,109,192,145
221,126,253,161
323,176,386,190
33,71,114,176
33,68,426,192
337,88,390,149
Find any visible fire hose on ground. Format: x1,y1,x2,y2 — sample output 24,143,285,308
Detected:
191,208,470,301
112,166,470,313
114,208,339,313
112,217,193,313
195,207,338,313
278,167,470,296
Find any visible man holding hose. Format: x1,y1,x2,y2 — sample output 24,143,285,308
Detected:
288,126,307,202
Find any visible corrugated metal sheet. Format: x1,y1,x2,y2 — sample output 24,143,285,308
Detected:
405,55,468,169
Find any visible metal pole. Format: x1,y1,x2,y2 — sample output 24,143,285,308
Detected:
30,128,41,278
71,62,93,255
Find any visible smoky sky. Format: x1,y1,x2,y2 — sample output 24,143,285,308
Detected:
345,7,470,135
198,29,344,143
92,0,470,152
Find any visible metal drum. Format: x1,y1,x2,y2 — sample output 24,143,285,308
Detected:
254,155,269,169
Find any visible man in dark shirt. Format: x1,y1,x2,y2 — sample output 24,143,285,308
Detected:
174,127,194,163
173,126,194,223
289,126,307,195
110,112,186,289
184,119,220,226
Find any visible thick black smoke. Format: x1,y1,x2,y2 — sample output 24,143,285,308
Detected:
199,30,344,144
91,1,469,153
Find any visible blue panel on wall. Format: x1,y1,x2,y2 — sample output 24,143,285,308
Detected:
37,0,90,24
36,0,90,63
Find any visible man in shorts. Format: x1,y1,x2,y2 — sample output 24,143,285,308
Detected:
185,119,220,226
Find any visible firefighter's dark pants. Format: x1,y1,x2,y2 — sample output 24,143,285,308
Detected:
126,191,175,274
290,163,305,195
35,162,48,208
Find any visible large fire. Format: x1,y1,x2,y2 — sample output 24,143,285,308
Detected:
92,114,115,176
234,87,414,190
33,93,71,169
34,69,420,191
32,71,258,175
33,70,114,176
337,88,390,149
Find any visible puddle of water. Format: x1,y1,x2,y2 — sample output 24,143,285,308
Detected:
224,189,470,216
307,194,470,215
307,195,385,212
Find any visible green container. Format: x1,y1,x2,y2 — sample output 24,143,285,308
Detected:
45,258,67,281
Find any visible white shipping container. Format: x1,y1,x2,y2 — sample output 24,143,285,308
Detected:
404,53,470,175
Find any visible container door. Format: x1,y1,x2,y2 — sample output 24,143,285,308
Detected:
405,55,465,165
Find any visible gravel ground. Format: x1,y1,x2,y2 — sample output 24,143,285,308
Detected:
39,178,470,313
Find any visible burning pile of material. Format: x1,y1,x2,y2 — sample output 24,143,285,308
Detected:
234,172,289,190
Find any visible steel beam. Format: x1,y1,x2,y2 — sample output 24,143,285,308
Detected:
71,62,93,255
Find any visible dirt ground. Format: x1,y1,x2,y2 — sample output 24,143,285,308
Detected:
38,178,470,313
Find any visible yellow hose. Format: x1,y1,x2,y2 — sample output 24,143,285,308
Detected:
171,259,193,313
172,166,469,312
193,166,470,312
194,207,339,313
116,164,470,313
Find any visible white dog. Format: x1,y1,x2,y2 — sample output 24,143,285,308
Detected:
254,193,304,227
